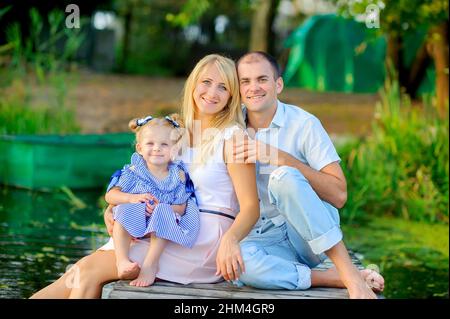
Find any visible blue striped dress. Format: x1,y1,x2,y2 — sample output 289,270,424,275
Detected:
107,153,200,248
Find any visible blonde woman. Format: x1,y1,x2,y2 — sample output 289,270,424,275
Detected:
30,54,260,298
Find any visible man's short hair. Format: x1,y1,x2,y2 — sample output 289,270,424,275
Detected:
236,51,281,79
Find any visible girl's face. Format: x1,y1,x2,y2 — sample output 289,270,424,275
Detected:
136,126,174,167
193,63,231,119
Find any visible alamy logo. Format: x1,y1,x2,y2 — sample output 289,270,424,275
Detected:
365,4,380,29
65,4,80,29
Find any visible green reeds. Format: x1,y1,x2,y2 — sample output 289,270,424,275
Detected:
339,79,449,224
0,7,84,135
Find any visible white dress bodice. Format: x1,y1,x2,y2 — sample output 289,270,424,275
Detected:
179,125,241,215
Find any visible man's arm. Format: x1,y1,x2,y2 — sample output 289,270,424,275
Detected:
277,149,347,208
234,139,347,208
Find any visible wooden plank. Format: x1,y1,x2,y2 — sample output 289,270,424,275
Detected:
102,251,375,299
105,280,349,299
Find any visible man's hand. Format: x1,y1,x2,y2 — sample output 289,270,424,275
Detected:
233,137,280,165
215,233,245,281
104,204,115,236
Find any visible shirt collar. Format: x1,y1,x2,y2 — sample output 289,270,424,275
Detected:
242,100,285,129
270,100,285,128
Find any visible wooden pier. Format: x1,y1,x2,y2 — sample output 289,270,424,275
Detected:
102,252,381,299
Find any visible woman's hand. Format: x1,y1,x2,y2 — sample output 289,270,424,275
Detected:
104,204,115,236
215,233,245,281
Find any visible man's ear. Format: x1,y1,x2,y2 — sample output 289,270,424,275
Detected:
276,76,284,94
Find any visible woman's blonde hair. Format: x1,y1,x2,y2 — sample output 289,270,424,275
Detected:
181,54,244,164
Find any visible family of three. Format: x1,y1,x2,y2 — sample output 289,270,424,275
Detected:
31,52,384,299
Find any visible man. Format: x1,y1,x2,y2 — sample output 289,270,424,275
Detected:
232,51,384,298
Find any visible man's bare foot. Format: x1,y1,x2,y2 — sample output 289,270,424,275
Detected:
361,268,385,292
347,269,384,299
117,260,140,280
129,264,158,287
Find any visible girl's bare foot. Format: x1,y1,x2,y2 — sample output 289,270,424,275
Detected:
129,264,158,287
117,260,140,279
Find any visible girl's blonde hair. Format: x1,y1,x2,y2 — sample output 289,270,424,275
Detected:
181,54,244,164
128,114,187,154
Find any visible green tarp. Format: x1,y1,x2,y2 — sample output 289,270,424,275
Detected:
283,14,435,94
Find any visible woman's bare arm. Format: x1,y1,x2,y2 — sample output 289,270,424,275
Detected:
216,134,260,281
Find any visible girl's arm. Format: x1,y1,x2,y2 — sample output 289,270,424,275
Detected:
105,187,156,205
216,135,260,281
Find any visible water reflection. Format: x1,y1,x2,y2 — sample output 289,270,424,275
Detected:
0,186,108,298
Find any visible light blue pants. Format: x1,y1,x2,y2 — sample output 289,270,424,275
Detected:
236,166,342,290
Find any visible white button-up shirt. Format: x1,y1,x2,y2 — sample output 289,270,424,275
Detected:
245,100,341,229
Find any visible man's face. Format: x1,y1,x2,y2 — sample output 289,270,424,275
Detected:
238,58,283,114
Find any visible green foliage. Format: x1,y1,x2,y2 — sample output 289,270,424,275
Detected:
0,8,84,135
339,79,449,224
329,0,449,34
166,0,211,27
0,79,80,135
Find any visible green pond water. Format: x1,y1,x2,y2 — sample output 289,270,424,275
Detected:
0,187,448,299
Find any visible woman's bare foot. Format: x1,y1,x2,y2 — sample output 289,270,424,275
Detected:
117,260,140,279
129,264,158,287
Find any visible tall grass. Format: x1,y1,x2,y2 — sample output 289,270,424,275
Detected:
0,80,79,135
0,8,84,135
339,79,449,224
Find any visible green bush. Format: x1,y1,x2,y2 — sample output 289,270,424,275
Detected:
339,79,449,224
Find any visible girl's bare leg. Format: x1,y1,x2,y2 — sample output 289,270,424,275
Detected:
113,222,140,279
130,234,167,287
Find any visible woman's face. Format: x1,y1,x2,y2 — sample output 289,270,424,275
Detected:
193,63,231,119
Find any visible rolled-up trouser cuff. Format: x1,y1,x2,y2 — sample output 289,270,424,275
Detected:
308,225,343,255
296,263,312,290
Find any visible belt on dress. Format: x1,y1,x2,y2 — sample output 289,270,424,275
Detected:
199,209,235,220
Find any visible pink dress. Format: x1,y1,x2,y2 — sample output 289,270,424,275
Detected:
99,126,242,284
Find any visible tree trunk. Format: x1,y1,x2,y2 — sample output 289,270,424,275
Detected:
407,40,431,98
119,6,133,72
427,21,449,118
386,32,401,78
249,0,276,52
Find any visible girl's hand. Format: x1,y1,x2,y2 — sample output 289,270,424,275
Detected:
215,233,245,281
128,193,157,204
144,196,160,216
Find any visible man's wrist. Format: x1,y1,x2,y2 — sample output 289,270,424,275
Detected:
274,149,287,167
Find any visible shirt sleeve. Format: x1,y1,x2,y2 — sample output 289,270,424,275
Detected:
106,165,136,193
299,117,341,171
